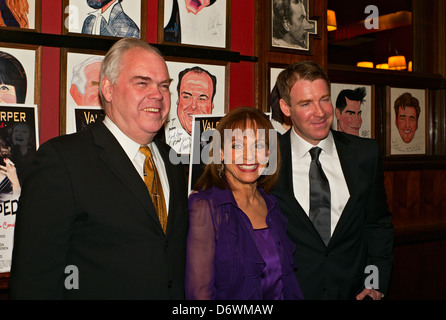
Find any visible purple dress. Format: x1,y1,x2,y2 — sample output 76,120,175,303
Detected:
185,186,304,300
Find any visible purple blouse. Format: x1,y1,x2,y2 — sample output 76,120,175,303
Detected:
185,186,304,300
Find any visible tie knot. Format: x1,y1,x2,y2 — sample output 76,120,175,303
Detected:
139,146,153,158
309,147,322,161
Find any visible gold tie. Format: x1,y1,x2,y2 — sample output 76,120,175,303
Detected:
139,146,168,233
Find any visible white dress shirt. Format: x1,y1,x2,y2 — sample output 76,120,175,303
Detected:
88,1,118,35
290,129,350,235
103,116,170,213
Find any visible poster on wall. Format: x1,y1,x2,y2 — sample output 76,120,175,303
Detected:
164,59,228,155
62,0,145,39
61,49,105,134
331,83,374,139
188,114,223,194
0,103,39,273
160,0,230,49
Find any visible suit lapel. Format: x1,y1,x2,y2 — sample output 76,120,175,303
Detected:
91,123,163,231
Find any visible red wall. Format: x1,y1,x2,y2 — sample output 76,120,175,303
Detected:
38,0,255,144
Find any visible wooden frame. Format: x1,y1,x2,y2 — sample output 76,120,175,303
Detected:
0,0,42,32
164,57,230,155
0,43,41,108
158,0,231,50
386,87,428,157
60,48,106,135
62,0,146,40
269,0,320,55
331,83,375,139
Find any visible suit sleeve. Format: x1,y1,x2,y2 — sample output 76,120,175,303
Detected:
10,140,77,299
364,143,394,296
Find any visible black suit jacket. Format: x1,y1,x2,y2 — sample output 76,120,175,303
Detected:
272,130,393,300
10,122,188,299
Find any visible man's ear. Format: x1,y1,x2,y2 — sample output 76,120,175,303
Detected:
279,98,291,117
335,108,341,120
101,77,113,103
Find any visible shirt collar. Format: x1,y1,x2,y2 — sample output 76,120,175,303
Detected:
290,128,335,158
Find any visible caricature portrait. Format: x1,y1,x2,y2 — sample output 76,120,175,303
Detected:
271,0,316,51
0,0,32,28
163,0,227,48
165,61,226,154
335,87,367,137
390,88,426,155
0,51,27,105
69,55,103,107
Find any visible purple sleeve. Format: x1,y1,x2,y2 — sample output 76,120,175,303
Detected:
185,193,217,300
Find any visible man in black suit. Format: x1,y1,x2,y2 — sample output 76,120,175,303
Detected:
272,61,393,300
10,38,188,299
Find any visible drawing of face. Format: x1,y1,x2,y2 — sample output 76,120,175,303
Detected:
396,106,418,143
177,71,214,135
335,97,363,136
86,0,115,9
286,0,313,46
70,61,102,106
0,83,17,104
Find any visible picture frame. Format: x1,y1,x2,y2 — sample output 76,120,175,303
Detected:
267,63,290,134
386,87,428,156
62,0,146,40
164,58,229,155
0,0,41,32
331,83,375,139
158,0,231,50
0,43,41,108
60,48,106,135
269,0,320,55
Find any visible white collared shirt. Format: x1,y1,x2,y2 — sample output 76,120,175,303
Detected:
103,116,170,213
290,129,349,235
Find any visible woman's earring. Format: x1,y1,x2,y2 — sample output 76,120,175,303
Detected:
218,164,224,179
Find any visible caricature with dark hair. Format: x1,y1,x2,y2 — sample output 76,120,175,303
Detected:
335,87,366,136
0,50,27,104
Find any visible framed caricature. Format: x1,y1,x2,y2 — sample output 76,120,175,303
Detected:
0,43,41,107
62,0,146,39
60,48,106,135
331,83,374,139
269,0,319,54
159,0,231,49
0,0,41,31
164,58,229,155
387,87,427,156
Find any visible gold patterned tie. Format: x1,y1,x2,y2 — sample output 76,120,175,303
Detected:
139,146,168,233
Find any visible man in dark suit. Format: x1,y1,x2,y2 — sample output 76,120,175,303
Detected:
10,38,188,299
272,61,393,300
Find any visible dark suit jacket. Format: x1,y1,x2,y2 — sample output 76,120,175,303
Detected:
81,2,140,38
10,122,188,299
272,130,393,300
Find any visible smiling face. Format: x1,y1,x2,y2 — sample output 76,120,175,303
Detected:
335,97,363,136
12,123,31,146
280,78,333,145
101,47,172,145
177,71,214,135
396,106,418,143
223,124,269,189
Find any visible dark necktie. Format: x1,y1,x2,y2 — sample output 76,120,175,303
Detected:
140,146,168,233
309,147,331,246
